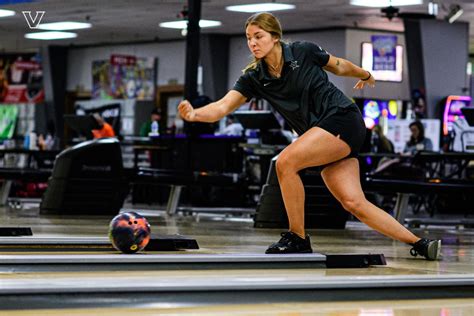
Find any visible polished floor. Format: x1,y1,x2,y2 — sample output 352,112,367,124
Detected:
0,203,473,315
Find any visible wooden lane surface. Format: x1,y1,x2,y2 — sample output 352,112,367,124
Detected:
0,299,472,315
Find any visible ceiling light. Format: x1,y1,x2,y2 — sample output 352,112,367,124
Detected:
428,1,438,16
159,20,221,29
446,4,463,24
0,9,15,17
25,31,77,40
38,21,92,31
226,3,295,12
350,0,422,7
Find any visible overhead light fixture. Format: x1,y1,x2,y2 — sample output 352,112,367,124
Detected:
38,21,92,31
350,0,422,7
25,31,77,40
0,9,15,17
226,3,295,13
159,19,221,29
446,4,463,24
428,1,438,16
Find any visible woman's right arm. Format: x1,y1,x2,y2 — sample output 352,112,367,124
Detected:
178,90,247,123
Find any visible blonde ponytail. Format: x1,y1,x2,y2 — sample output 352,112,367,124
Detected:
243,57,259,73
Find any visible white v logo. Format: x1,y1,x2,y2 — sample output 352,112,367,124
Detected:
22,11,45,29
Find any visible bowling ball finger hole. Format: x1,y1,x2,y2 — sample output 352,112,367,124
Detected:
109,212,151,254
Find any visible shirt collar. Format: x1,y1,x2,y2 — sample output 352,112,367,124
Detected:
257,42,294,80
281,41,294,64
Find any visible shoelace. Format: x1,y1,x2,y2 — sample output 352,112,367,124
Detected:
410,239,430,257
279,232,293,243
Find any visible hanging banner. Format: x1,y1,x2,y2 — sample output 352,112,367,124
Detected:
0,53,44,104
92,56,155,100
0,105,19,139
371,35,397,71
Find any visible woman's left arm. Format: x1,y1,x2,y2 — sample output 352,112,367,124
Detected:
323,55,375,89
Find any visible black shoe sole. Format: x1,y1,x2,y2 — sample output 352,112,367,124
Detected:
265,248,313,254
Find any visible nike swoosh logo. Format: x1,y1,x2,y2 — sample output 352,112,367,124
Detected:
264,83,270,86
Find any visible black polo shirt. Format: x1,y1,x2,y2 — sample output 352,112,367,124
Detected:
233,41,354,136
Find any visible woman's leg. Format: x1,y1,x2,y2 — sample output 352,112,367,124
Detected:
321,158,419,244
276,127,351,239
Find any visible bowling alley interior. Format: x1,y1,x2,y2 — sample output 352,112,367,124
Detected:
0,0,473,315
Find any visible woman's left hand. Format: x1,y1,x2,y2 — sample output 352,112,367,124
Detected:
354,74,375,90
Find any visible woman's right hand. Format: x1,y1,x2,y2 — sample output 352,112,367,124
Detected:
178,100,196,122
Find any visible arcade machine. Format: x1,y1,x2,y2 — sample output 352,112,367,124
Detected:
353,98,402,168
355,98,401,133
452,107,474,152
440,95,472,151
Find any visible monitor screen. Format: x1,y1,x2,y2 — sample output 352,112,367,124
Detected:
461,107,474,127
64,114,98,139
233,111,281,130
443,95,472,135
361,99,400,129
361,42,403,82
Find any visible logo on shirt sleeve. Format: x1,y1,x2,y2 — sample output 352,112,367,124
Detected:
290,60,300,70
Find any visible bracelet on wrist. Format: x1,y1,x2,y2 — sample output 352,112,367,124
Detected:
362,72,371,81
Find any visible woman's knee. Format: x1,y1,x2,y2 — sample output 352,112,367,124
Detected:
341,197,366,217
275,153,297,176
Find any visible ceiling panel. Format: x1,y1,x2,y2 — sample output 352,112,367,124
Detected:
0,0,471,52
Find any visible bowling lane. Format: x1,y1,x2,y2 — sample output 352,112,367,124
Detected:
0,211,473,312
0,299,472,316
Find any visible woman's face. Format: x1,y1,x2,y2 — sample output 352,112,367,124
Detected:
410,125,420,139
245,24,278,59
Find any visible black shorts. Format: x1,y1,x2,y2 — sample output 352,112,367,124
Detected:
317,105,366,158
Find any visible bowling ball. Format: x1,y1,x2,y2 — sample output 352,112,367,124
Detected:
109,212,151,254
